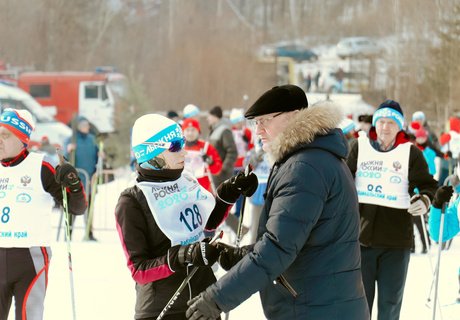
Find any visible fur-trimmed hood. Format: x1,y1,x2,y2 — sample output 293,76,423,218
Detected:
268,101,348,162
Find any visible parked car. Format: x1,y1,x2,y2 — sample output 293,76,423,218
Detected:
336,37,384,59
259,42,318,62
0,83,71,149
274,44,318,61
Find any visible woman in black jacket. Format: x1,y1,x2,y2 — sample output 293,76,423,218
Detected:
115,113,257,320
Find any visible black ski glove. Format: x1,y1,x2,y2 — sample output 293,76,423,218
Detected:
168,241,221,271
186,291,221,320
433,186,453,209
202,154,213,165
217,170,258,203
216,242,252,271
55,163,82,193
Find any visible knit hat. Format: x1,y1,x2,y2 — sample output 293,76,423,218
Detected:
131,114,184,164
183,104,200,119
339,118,356,135
182,118,201,133
167,110,179,119
244,85,308,119
0,108,35,146
412,111,426,123
209,106,223,119
414,128,428,139
230,108,245,124
372,100,404,130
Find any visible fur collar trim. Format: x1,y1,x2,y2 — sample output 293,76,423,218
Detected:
269,101,344,162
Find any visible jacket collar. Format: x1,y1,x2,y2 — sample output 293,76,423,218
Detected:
269,101,343,162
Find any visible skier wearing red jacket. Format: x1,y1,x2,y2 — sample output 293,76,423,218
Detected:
182,118,222,193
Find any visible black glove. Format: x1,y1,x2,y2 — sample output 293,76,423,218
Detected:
168,241,221,270
433,186,453,209
55,163,82,193
186,291,221,320
216,242,252,271
217,170,258,203
202,154,213,165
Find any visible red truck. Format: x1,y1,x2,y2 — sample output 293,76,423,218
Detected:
17,70,125,133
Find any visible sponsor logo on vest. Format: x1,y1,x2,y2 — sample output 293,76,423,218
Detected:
393,161,402,171
180,231,203,245
196,188,208,200
0,178,9,191
158,188,188,209
360,160,383,171
14,231,28,238
16,193,32,203
0,231,12,238
151,183,180,200
390,176,402,184
20,175,31,187
357,171,382,179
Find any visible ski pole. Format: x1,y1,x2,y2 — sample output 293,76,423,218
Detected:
235,164,251,247
225,165,252,320
432,202,446,320
156,230,224,320
57,149,77,320
202,142,217,195
84,140,103,240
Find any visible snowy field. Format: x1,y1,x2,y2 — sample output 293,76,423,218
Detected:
8,168,460,319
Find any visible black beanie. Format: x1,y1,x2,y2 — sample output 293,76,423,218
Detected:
166,110,179,119
209,106,223,119
244,84,308,119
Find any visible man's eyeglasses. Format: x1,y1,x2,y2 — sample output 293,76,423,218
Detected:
250,112,283,127
143,137,185,152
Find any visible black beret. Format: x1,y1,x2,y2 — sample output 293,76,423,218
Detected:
244,84,308,119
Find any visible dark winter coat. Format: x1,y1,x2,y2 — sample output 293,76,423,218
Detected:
114,167,231,319
206,103,370,320
208,119,237,186
346,128,438,248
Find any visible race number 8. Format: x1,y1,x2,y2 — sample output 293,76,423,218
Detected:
179,204,203,232
1,207,10,223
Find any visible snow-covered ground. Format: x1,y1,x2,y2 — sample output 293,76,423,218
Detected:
9,168,460,319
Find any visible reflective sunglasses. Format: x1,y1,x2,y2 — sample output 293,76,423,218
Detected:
142,137,185,152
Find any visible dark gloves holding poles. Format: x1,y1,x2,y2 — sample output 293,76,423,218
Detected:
55,163,82,193
217,170,258,203
216,242,252,271
186,291,221,320
168,241,221,270
433,186,453,209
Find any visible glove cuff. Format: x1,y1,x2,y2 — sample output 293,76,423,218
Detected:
167,245,187,271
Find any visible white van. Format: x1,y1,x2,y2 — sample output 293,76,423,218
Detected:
0,83,71,149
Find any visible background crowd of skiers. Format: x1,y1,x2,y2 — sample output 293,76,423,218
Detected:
1,83,459,320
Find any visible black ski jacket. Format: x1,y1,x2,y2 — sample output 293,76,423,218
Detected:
115,166,230,319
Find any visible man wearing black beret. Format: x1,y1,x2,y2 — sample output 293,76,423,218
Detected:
187,84,370,320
